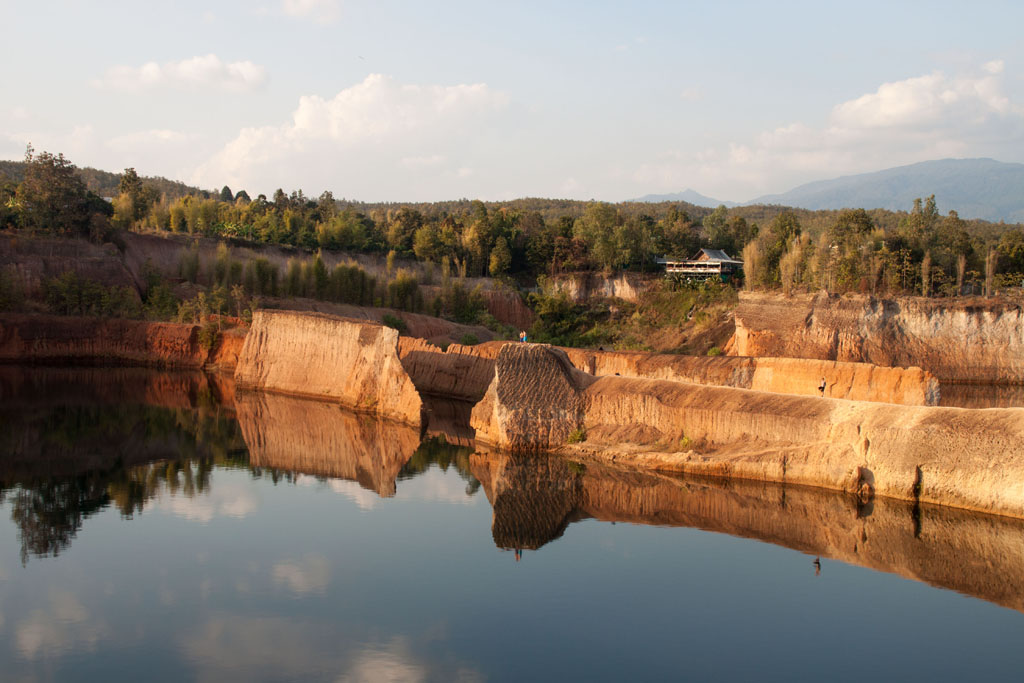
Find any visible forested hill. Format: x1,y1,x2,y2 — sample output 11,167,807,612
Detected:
748,158,1024,223
0,160,202,201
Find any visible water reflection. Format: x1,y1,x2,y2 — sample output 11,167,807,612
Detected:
3,366,1024,617
0,367,480,564
473,450,1024,612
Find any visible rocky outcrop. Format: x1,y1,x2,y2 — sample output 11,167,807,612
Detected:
564,348,938,405
471,343,1024,519
235,391,420,497
234,311,422,426
732,291,1024,384
471,450,1024,613
470,344,597,452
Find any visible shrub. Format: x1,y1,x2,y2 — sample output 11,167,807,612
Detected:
567,428,586,444
198,320,220,350
382,313,407,334
706,346,723,356
459,333,479,346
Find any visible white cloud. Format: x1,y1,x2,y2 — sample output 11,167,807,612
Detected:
92,54,267,91
192,73,509,198
281,0,340,24
632,61,1024,199
272,554,331,595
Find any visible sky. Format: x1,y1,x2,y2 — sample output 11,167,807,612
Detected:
3,0,1024,203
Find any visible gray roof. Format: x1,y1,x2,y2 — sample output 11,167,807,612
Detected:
694,248,743,264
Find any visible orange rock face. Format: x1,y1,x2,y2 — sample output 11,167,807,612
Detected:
234,311,422,427
397,337,497,402
732,291,1024,384
563,348,938,405
0,313,247,373
0,313,206,367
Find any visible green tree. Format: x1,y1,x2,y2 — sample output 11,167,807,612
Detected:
16,146,97,236
489,236,512,276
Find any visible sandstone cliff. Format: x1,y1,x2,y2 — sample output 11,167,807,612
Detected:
564,347,938,405
397,336,497,402
234,311,422,426
471,450,1024,613
471,343,1024,519
732,291,1024,384
546,272,656,303
0,313,245,372
470,344,597,453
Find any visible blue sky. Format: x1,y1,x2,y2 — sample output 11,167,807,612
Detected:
3,0,1023,202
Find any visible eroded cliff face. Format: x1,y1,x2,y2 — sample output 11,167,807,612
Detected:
563,347,938,405
471,451,1024,613
470,344,597,452
234,311,422,426
733,291,1024,384
471,342,1024,519
0,313,246,372
546,272,655,303
1,313,199,367
397,337,497,402
235,391,420,497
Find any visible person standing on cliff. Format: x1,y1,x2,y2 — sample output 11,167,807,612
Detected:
818,377,827,397
519,330,528,343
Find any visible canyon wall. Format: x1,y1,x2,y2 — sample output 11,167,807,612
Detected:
400,338,936,407
234,311,422,426
563,347,938,405
732,291,1024,384
471,343,1024,519
397,337,497,402
471,451,1024,613
0,313,230,369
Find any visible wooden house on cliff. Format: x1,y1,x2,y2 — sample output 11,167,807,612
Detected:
656,249,744,282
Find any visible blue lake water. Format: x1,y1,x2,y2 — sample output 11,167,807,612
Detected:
2,367,1024,682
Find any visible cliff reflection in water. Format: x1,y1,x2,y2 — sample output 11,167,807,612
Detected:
472,450,1024,613
0,367,478,562
6,366,1024,615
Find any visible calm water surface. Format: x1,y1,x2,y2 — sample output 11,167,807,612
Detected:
2,367,1024,682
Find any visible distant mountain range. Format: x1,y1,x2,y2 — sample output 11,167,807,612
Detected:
631,158,1024,223
627,188,738,208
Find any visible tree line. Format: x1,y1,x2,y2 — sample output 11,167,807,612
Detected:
3,147,1024,296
